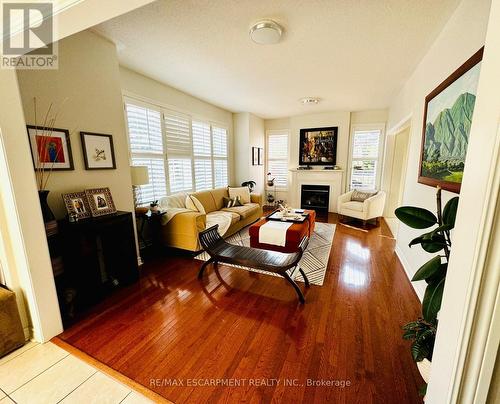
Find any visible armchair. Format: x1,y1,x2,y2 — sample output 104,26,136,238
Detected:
337,190,386,226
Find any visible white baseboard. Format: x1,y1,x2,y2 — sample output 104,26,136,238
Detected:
137,256,144,266
395,243,424,302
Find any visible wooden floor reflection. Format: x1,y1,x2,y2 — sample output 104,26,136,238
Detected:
58,214,423,403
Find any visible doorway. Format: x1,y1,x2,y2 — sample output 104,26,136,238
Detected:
383,125,410,237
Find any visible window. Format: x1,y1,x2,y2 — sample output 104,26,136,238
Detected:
212,126,228,188
192,121,212,191
125,103,167,205
349,126,384,191
164,110,193,193
267,131,289,188
125,98,229,199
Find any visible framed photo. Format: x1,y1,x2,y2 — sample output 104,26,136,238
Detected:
62,192,91,220
85,187,117,217
258,147,264,166
80,132,116,170
419,48,483,193
27,125,74,170
299,127,338,166
252,147,258,166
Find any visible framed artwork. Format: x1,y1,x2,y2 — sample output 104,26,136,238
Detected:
419,47,483,193
299,126,338,166
258,147,264,165
62,192,91,220
27,125,74,170
85,187,117,217
252,147,258,166
80,132,116,170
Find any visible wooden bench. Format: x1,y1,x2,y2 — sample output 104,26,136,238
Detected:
198,225,310,303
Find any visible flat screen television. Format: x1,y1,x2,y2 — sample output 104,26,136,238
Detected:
299,126,338,166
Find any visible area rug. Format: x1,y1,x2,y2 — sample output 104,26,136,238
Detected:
195,222,335,286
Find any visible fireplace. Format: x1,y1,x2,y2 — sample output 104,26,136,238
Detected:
301,185,330,214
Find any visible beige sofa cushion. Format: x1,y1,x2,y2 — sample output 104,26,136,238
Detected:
210,187,230,210
185,195,206,214
222,202,260,219
190,190,217,213
342,201,364,212
228,186,251,204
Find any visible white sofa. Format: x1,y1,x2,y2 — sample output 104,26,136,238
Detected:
337,190,386,225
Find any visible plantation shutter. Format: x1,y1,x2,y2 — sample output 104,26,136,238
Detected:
267,132,288,187
192,121,213,191
125,103,167,205
164,110,193,193
350,129,381,191
212,126,228,188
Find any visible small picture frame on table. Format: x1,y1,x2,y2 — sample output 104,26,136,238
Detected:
80,132,116,170
62,192,91,220
85,187,117,217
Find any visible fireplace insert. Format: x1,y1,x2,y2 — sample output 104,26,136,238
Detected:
301,185,330,214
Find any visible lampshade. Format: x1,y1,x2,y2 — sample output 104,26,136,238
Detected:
130,165,149,186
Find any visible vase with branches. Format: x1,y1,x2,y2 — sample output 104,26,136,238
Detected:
32,98,69,222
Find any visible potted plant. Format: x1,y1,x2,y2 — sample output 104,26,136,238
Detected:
241,181,256,192
395,186,459,392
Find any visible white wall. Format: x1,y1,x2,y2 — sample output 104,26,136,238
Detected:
0,70,63,342
17,30,135,221
119,66,235,186
264,111,351,204
426,0,499,401
387,0,492,299
233,112,265,193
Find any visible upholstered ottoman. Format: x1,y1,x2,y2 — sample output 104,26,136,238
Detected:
0,286,25,358
249,210,316,253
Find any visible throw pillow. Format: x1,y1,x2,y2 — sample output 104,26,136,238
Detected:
228,186,251,204
223,196,243,208
351,190,377,202
185,195,206,213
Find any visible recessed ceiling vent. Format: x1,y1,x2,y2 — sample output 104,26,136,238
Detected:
249,19,283,45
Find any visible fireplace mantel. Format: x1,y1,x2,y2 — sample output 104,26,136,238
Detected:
289,169,344,213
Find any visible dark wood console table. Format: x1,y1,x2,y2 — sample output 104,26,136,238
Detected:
55,211,139,325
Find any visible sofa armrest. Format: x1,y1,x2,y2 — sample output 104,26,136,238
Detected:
337,190,354,212
363,191,386,218
250,193,263,206
161,211,206,251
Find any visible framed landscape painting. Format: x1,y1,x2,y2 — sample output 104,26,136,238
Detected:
419,47,483,193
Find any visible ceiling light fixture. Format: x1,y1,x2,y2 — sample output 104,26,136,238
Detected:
300,97,321,105
249,19,283,45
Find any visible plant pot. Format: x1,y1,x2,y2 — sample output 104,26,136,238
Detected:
38,190,55,222
417,358,431,383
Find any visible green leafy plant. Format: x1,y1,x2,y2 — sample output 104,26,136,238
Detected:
395,187,458,324
396,187,458,391
241,181,256,192
402,319,437,362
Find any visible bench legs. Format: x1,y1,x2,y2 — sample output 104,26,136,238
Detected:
299,268,310,288
198,257,215,279
283,272,306,304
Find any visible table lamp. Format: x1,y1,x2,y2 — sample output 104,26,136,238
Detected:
130,165,149,208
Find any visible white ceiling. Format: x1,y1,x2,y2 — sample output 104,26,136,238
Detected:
94,0,460,119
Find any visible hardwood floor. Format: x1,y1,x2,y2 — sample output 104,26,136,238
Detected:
57,214,423,403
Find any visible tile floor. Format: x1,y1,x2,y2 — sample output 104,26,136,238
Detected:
0,342,154,404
